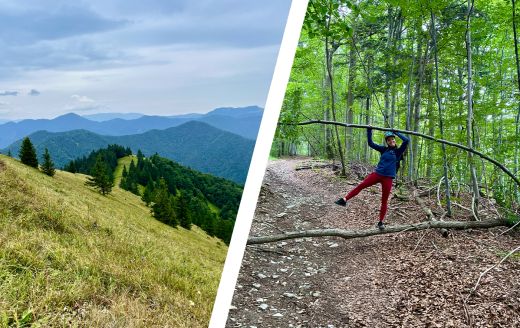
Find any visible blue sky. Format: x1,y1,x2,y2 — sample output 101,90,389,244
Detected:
0,0,292,120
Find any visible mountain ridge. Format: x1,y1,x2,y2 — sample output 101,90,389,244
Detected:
2,121,254,184
0,106,263,147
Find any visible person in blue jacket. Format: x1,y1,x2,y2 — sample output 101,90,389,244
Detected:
335,128,409,230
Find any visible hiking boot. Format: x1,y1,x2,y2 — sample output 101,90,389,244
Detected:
377,221,385,230
335,198,347,207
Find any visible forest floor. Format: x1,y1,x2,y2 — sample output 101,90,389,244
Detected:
226,157,520,328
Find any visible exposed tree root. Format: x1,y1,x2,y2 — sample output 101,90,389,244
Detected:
247,219,509,245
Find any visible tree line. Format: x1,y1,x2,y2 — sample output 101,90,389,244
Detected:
6,136,56,177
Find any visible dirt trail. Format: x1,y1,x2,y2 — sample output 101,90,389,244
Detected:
227,157,520,328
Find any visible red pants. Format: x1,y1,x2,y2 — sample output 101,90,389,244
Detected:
345,172,393,221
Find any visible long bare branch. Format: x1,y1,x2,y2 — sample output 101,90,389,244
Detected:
284,120,520,187
247,219,509,245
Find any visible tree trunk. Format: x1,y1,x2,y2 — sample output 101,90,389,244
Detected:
345,42,356,159
364,97,370,162
406,31,416,182
512,0,520,201
412,36,429,183
323,69,334,160
324,10,346,175
431,11,453,217
466,0,480,216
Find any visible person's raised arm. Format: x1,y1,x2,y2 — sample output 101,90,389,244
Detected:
367,128,386,152
395,131,409,153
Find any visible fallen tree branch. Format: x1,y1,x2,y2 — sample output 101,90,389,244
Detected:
247,219,509,245
284,120,520,188
414,189,449,237
466,245,520,302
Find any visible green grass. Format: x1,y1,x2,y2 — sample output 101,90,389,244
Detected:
113,155,137,186
0,155,227,327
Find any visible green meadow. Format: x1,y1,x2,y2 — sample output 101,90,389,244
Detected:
0,155,227,327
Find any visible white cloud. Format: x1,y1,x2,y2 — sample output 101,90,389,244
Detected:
71,94,95,103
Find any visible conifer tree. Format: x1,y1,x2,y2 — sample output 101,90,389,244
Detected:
177,193,192,229
137,149,144,170
85,155,114,195
151,178,178,226
41,148,56,177
7,149,12,157
120,165,128,189
142,180,154,205
19,137,38,168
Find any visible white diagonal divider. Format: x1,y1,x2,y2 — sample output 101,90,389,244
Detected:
208,0,309,327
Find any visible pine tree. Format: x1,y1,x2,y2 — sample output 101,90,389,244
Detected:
151,178,178,226
137,149,144,170
177,193,192,229
85,155,114,195
7,149,12,157
65,160,77,173
120,165,128,189
19,137,38,168
142,180,154,205
127,159,139,194
41,148,56,177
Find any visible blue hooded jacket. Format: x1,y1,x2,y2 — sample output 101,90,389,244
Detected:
367,129,409,178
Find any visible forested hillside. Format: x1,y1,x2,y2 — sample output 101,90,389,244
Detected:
65,146,242,243
275,0,520,212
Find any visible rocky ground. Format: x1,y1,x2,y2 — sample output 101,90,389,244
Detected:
226,157,520,328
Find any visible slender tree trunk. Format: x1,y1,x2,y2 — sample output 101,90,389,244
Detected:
384,7,394,125
466,0,480,216
406,30,416,182
345,42,356,159
512,0,520,201
364,97,370,162
412,37,428,183
323,68,334,160
431,11,453,217
426,75,435,179
324,9,346,175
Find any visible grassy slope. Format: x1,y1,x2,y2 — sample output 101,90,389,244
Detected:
0,155,227,327
113,155,137,186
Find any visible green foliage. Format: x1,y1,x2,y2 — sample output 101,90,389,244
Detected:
64,144,131,175
85,155,114,195
506,213,520,227
19,137,38,168
120,153,242,244
275,0,520,208
40,148,56,177
151,178,178,226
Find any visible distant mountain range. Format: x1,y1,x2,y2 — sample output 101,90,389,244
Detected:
82,112,145,121
2,121,255,184
0,106,263,148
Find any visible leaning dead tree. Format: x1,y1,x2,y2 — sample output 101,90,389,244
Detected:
247,219,509,245
286,120,520,188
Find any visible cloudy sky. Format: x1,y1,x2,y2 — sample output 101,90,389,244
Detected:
0,0,292,120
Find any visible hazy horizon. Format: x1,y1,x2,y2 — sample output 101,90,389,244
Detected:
0,104,263,123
